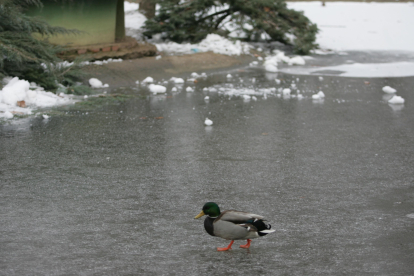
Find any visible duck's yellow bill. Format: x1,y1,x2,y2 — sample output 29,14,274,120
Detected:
194,210,205,219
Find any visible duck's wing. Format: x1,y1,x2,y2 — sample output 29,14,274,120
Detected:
214,210,273,240
218,210,265,224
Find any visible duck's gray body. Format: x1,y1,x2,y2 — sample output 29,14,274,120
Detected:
204,210,270,240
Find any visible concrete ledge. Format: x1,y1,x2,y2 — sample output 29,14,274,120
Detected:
58,36,157,61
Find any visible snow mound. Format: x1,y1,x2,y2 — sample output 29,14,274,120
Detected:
155,34,252,56
0,77,75,119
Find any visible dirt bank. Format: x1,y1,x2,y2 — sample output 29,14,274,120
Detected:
83,52,256,88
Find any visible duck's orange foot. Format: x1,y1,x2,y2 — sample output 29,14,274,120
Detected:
239,239,251,249
217,240,234,251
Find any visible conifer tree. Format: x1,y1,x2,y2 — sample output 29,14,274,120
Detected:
0,0,83,90
144,0,318,54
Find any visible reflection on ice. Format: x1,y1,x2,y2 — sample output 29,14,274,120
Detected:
388,103,404,112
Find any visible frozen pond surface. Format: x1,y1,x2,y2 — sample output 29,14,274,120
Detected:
1,55,414,275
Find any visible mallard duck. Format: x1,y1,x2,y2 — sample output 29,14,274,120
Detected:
194,202,275,251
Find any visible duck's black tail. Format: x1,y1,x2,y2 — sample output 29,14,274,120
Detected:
252,219,275,236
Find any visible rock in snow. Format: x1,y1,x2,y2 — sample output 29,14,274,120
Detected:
388,95,405,104
382,86,397,93
204,118,213,126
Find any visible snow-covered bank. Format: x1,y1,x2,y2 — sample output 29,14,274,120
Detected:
287,2,414,52
155,34,252,56
279,61,414,78
124,1,414,54
0,78,76,119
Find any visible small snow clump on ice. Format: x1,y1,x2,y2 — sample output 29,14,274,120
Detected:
312,91,325,100
265,64,278,72
288,56,306,66
388,95,405,104
186,87,194,92
148,84,167,94
242,95,251,101
282,88,291,96
204,118,213,126
382,86,397,93
170,77,185,84
142,77,154,84
89,78,108,88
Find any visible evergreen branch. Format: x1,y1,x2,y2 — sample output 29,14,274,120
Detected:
197,8,231,24
214,11,231,30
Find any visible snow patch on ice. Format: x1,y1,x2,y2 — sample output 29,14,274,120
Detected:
279,62,414,78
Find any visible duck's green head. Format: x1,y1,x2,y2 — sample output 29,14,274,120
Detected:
194,202,221,219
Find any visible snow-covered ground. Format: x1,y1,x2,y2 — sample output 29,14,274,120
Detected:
287,1,414,52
